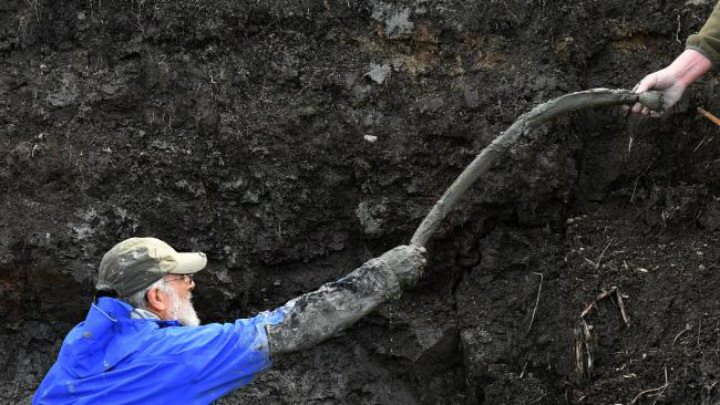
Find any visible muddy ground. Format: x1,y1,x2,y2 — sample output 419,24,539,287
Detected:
3,0,720,404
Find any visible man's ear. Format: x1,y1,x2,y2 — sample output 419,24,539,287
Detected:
146,287,169,312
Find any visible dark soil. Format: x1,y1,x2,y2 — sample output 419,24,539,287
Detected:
3,1,720,404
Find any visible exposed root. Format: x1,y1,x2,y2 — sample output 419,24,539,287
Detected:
616,290,630,326
584,240,612,269
576,285,631,382
630,367,669,405
671,323,692,346
524,272,544,336
580,286,629,326
573,319,596,379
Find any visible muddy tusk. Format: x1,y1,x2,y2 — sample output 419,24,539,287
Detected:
410,88,662,247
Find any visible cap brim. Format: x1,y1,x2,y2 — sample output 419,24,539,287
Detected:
173,252,207,274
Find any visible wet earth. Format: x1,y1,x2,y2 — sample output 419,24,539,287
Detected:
3,0,720,404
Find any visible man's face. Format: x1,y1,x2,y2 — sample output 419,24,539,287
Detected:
164,274,201,327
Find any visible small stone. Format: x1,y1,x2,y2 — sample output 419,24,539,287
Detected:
355,199,388,237
366,63,391,84
273,279,281,286
385,9,414,39
363,135,377,143
566,218,574,224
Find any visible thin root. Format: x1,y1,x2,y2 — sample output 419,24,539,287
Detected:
671,323,692,346
616,290,630,326
525,272,544,336
630,367,669,405
580,286,628,327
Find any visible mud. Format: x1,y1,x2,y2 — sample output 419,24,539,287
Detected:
268,248,407,355
3,0,720,404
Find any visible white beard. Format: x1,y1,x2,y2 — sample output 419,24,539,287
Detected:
166,287,201,327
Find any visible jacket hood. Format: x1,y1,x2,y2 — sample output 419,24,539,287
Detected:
58,297,163,378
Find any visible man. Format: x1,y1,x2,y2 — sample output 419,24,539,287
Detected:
631,2,719,115
33,237,425,404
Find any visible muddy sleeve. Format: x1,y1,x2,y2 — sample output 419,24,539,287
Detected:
687,2,720,65
265,245,425,355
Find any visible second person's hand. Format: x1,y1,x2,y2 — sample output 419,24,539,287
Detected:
629,49,712,117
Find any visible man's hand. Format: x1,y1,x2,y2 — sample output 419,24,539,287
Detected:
631,69,687,116
629,49,712,117
377,244,427,287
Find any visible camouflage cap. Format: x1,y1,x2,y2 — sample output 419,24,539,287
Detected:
96,237,207,298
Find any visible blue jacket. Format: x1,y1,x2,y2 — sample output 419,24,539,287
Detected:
33,297,285,404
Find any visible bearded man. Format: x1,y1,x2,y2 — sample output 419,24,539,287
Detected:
33,237,425,404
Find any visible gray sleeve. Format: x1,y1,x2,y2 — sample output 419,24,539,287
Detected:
266,257,402,355
263,241,433,356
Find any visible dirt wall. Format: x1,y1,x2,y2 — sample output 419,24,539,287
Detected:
3,0,720,404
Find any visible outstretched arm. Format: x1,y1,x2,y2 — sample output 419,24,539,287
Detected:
266,245,426,355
